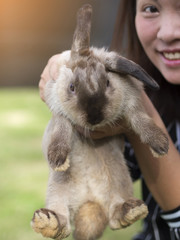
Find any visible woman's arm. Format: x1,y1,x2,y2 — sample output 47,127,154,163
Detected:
127,92,180,211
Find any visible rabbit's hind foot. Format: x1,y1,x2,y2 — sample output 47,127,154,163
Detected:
31,208,70,240
109,198,148,229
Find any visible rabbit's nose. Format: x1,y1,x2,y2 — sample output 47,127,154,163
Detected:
87,112,103,125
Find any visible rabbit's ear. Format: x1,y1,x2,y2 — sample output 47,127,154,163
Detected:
71,4,92,59
105,54,159,90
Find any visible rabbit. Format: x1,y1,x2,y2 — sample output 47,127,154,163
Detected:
31,4,169,240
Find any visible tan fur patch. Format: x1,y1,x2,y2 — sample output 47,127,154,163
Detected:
74,201,108,240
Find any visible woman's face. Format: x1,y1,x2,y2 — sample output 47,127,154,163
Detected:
135,0,180,84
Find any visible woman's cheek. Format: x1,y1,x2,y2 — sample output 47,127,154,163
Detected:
135,15,156,49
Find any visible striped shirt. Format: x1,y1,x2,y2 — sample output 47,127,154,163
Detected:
125,120,180,240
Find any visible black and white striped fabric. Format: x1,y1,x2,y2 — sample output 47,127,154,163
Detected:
124,120,180,240
161,206,180,239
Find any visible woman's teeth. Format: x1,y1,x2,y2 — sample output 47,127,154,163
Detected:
163,52,180,60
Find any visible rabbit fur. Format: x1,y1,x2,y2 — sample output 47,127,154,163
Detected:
31,4,169,240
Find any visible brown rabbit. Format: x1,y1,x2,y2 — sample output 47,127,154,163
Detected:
31,4,169,240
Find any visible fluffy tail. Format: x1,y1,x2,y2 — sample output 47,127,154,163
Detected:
73,201,108,240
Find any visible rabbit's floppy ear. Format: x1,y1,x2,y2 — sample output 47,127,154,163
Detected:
105,53,159,90
71,4,92,59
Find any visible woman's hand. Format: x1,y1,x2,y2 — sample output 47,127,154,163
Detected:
76,118,130,139
39,54,61,101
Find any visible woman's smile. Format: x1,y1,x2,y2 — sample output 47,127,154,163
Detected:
160,50,180,67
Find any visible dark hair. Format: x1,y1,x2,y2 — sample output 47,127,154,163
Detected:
111,0,180,124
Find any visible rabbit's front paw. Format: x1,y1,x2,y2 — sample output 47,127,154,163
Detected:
48,142,70,171
54,157,70,172
31,208,70,239
110,199,148,229
149,130,169,157
134,116,169,157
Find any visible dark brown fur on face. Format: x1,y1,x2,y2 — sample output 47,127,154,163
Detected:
70,56,109,125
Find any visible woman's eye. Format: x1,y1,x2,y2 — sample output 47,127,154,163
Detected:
144,5,158,13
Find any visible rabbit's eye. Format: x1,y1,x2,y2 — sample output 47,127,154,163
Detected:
70,83,75,92
106,79,110,87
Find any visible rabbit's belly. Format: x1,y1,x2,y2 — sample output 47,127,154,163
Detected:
68,164,112,211
69,137,133,206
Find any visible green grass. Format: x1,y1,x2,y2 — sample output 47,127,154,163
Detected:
0,88,143,240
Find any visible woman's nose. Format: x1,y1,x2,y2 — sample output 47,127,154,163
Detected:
157,14,180,43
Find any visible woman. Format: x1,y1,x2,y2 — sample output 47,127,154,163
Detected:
110,1,180,239
39,0,180,239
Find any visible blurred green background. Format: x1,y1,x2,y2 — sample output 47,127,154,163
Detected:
0,88,143,240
